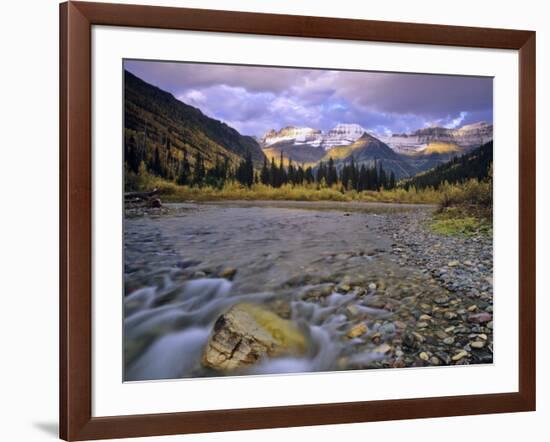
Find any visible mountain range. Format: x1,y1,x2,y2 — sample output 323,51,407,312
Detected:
258,122,492,179
124,70,493,182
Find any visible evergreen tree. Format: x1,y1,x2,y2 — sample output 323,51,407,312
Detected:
236,152,254,187
371,161,379,190
389,171,396,189
177,150,191,185
350,156,358,190
327,157,338,187
316,161,325,184
153,146,162,176
379,163,387,190
296,166,305,185
287,157,295,185
358,164,368,192
270,157,278,187
260,156,270,185
193,151,205,186
341,164,350,190
305,167,314,184
125,134,142,174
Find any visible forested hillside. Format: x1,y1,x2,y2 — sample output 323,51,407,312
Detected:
403,141,493,190
124,70,265,188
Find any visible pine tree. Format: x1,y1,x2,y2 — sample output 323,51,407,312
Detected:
193,151,205,186
358,164,368,192
270,157,278,187
389,171,396,189
153,146,162,176
245,152,254,187
260,156,270,185
371,161,379,190
316,161,325,184
288,157,295,185
379,163,387,190
350,156,358,190
177,150,191,185
305,167,314,184
327,157,337,187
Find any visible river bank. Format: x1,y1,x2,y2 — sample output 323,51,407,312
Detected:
124,201,493,381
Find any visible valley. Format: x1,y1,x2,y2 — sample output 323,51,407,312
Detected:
123,62,494,381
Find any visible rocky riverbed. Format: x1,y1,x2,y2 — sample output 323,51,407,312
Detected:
124,201,493,381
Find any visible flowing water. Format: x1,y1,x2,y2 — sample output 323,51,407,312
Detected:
124,201,445,381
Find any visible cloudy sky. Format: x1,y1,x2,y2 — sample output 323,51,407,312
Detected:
125,59,493,138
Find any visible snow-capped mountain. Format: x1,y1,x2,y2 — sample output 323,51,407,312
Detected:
261,127,323,147
261,123,368,151
382,122,493,153
322,124,369,150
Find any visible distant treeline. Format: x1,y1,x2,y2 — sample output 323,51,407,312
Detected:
403,141,493,190
126,132,398,192
240,153,397,190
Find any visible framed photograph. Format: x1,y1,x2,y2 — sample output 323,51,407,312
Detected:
60,1,536,440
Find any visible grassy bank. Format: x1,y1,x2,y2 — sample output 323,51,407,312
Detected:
429,179,493,236
128,174,443,204
126,172,493,229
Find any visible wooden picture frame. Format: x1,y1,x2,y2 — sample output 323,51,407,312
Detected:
59,1,536,440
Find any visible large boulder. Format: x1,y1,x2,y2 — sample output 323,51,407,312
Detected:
202,303,306,371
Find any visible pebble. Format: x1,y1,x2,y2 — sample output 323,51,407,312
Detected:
219,267,237,280
347,322,367,338
380,323,396,336
452,350,468,361
470,341,486,349
368,282,377,290
443,337,455,345
375,343,392,354
448,260,460,267
419,352,429,361
444,311,458,320
468,312,493,323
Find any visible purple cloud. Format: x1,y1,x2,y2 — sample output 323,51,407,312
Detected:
124,59,492,137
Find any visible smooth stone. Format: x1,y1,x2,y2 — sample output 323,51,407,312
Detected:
347,322,367,338
419,352,429,361
470,341,486,349
202,303,306,371
219,267,237,280
452,350,468,361
339,284,352,293
468,312,493,323
444,311,458,320
374,343,392,354
380,323,396,336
